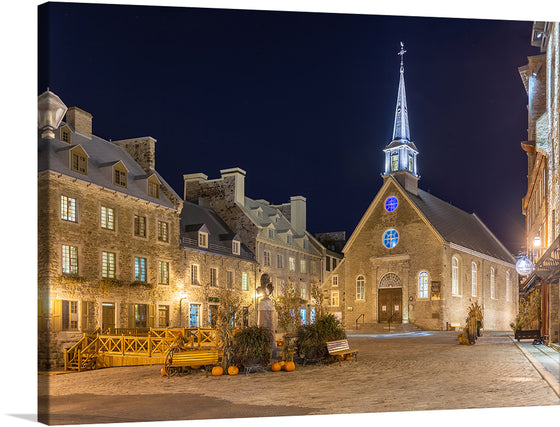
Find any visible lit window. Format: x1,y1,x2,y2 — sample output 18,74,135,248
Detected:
277,254,283,269
452,257,460,296
158,221,169,242
300,308,307,325
62,245,78,275
102,251,116,279
60,195,77,222
289,257,296,272
506,271,511,302
382,229,399,249
356,275,365,300
232,240,240,255
471,262,477,297
114,168,127,188
418,272,429,299
191,264,199,285
300,259,307,273
158,261,169,285
134,215,146,237
301,286,306,299
189,304,200,328
391,152,399,171
385,196,398,212
101,206,115,230
264,250,271,267
210,267,218,287
332,275,338,287
242,272,249,291
408,153,413,172
198,232,208,248
135,257,147,282
331,291,339,306
490,267,496,299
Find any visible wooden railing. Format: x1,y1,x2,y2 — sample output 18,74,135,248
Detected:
64,327,220,371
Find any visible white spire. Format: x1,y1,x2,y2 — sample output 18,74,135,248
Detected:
392,41,410,141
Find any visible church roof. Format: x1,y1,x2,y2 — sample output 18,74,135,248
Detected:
407,186,515,263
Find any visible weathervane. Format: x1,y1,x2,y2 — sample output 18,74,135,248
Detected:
398,41,406,69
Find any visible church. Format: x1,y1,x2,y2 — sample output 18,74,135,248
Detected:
324,45,518,331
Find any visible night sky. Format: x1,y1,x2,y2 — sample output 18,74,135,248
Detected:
38,2,544,254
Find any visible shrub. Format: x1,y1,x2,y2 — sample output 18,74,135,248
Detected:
231,326,273,367
296,314,346,361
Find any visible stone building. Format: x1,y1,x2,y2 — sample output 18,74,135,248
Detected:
322,46,518,331
179,200,259,329
37,91,258,368
519,21,560,345
183,168,324,326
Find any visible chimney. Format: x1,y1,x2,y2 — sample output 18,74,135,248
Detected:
113,137,156,172
183,173,208,202
220,168,246,207
290,196,306,235
66,106,92,138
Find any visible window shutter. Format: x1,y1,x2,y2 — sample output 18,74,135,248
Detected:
51,299,62,332
38,299,48,331
81,300,94,332
128,304,135,328
148,304,155,328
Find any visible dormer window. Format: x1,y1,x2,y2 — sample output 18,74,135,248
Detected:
113,162,128,188
198,231,208,248
287,234,293,245
268,229,275,239
303,238,309,249
232,240,240,255
70,146,88,175
148,178,159,198
61,126,71,144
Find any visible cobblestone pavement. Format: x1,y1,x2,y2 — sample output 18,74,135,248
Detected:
37,331,559,424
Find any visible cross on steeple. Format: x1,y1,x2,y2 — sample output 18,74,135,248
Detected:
398,41,406,69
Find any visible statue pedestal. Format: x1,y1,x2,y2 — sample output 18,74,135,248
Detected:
258,298,275,331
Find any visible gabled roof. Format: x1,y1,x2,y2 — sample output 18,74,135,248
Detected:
38,124,180,210
180,201,255,260
343,176,514,264
407,187,515,263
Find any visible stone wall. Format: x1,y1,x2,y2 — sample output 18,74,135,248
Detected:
113,137,156,172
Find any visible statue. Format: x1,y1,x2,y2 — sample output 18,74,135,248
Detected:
257,274,275,331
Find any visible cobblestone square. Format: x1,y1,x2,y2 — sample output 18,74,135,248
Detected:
37,331,559,425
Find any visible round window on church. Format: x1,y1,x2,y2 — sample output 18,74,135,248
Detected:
385,196,398,212
382,229,399,248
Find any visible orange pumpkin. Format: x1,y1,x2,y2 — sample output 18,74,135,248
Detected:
160,367,167,376
279,361,286,367
270,362,282,372
227,366,239,376
283,361,295,372
211,366,224,376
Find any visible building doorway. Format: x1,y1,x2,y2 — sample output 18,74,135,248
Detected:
102,302,115,331
378,272,403,323
378,288,403,323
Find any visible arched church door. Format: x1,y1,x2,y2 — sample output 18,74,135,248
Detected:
378,273,403,323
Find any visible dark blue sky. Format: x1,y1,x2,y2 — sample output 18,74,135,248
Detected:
38,2,542,253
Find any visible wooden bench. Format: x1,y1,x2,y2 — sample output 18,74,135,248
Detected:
164,347,219,376
514,330,544,343
326,339,358,364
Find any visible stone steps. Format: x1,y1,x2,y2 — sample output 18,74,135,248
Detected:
349,322,422,334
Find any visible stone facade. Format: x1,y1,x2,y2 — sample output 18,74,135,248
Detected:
38,94,259,369
322,177,518,331
520,22,560,345
183,169,324,327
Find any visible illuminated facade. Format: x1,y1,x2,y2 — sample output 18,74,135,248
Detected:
519,21,560,345
37,91,258,369
322,45,518,331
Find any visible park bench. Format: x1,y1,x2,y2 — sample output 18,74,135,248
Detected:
326,339,358,365
164,347,219,376
514,330,544,344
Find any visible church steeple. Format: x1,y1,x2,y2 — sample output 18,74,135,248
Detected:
383,42,419,195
